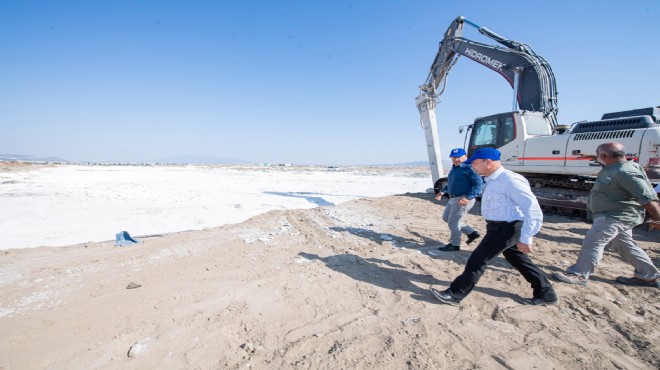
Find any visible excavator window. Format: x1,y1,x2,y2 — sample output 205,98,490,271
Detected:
468,113,517,155
470,118,498,147
526,118,552,136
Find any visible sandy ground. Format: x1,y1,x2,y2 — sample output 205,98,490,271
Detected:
1,189,658,369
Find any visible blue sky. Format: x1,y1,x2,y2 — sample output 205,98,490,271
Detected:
1,1,658,165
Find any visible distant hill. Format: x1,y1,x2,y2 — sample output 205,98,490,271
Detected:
149,155,249,165
372,160,451,168
388,161,429,167
0,153,447,167
0,154,72,163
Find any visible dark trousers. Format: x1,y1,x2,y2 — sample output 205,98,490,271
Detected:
448,221,556,300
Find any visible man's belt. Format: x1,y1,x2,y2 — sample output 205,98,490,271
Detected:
448,194,466,198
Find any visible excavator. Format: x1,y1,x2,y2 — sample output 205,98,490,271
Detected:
416,16,660,212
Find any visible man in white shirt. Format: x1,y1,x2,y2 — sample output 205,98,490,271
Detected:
430,148,557,306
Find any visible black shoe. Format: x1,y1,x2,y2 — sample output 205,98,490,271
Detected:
430,288,461,306
437,244,459,251
466,231,481,245
518,296,559,306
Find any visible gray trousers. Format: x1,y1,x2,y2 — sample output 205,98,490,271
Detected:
567,216,660,280
442,197,476,246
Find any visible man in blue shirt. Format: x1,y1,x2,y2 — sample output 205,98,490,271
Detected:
431,148,558,306
436,148,483,251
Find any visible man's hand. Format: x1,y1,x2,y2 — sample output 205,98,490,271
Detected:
435,193,443,201
458,197,469,206
642,201,660,229
517,242,533,254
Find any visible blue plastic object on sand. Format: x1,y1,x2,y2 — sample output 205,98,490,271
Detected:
115,231,139,247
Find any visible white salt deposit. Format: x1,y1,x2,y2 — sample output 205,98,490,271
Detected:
0,165,430,250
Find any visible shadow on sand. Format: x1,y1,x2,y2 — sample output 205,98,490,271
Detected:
298,250,524,304
263,191,335,207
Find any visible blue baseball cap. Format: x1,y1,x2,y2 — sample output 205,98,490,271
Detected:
464,148,501,164
449,148,466,157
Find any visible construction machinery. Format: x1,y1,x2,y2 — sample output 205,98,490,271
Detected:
416,16,660,212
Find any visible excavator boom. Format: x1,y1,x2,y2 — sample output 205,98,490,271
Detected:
422,16,558,122
417,16,558,188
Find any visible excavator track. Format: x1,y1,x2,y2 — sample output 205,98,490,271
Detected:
534,193,588,217
525,175,593,218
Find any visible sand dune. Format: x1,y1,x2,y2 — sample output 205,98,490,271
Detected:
1,190,658,369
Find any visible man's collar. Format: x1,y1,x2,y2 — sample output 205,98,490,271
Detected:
603,161,626,168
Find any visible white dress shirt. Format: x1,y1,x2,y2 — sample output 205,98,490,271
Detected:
481,166,543,245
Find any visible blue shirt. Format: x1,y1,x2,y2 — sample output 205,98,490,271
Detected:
481,166,543,245
446,164,483,200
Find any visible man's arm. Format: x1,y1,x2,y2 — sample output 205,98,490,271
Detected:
616,168,659,205
465,167,484,200
506,176,543,247
643,200,660,230
616,168,660,230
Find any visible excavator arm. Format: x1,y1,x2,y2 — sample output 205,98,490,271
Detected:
417,16,558,188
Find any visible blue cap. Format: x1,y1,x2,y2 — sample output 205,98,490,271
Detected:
464,148,501,164
449,148,466,157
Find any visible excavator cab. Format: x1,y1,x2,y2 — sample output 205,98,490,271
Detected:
467,112,516,157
